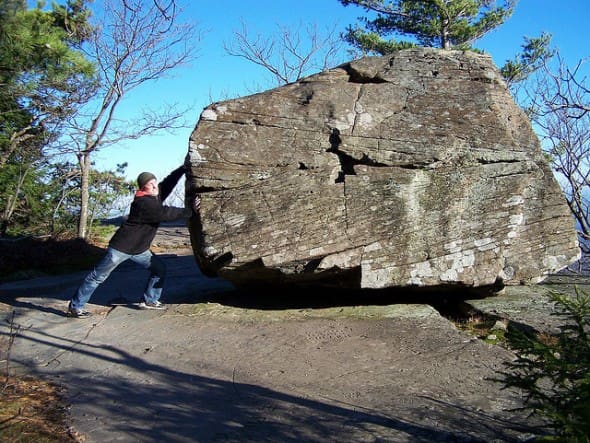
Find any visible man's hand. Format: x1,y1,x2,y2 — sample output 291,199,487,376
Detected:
192,195,201,213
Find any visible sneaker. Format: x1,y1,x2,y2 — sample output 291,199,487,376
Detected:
66,303,91,319
138,301,167,310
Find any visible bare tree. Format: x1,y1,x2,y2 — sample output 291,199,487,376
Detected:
523,53,590,251
526,55,590,119
224,20,345,87
145,0,177,20
64,0,200,238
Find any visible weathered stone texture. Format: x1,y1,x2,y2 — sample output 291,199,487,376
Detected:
186,48,580,290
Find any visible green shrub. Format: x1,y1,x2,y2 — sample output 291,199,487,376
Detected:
501,286,590,442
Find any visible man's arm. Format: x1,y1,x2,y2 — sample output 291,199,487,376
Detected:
160,195,201,222
158,165,186,201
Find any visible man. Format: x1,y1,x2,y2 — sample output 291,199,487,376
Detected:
67,165,200,318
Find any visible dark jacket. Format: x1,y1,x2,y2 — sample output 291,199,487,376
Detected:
109,165,190,254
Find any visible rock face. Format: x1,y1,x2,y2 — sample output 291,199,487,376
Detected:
185,48,580,291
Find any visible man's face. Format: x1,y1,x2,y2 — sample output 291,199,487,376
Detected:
143,178,159,196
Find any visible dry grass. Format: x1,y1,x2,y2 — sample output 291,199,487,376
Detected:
0,374,81,442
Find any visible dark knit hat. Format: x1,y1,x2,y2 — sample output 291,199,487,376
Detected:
137,171,156,189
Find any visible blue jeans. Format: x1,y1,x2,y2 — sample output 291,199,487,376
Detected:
70,247,166,310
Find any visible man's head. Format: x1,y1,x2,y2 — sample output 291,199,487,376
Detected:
137,171,158,195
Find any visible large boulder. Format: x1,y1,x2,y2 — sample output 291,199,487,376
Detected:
185,48,580,291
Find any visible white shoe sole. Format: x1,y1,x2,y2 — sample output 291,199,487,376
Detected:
137,302,166,310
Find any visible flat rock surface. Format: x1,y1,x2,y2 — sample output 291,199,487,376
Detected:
0,227,581,442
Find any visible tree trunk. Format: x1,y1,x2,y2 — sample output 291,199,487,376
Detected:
77,152,91,239
1,168,30,237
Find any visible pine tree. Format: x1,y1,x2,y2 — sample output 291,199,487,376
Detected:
0,0,96,236
339,0,516,54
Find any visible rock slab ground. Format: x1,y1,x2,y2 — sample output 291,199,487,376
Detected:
0,228,582,442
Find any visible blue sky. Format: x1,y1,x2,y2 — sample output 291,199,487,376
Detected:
88,0,590,184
